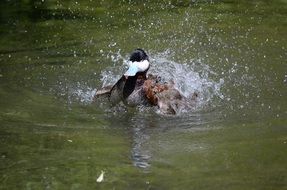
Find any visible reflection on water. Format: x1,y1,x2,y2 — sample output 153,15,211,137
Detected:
131,118,152,169
0,0,286,189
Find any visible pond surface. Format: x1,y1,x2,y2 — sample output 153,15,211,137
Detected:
0,0,286,189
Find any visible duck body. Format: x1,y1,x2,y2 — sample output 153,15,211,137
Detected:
143,75,189,114
95,49,196,114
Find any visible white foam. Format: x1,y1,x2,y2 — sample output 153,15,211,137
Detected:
148,53,224,110
72,87,97,104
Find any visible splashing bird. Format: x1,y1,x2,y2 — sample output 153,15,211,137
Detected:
95,49,197,114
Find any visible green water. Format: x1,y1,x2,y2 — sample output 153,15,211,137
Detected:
0,0,286,189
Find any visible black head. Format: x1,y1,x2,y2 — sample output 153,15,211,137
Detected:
129,48,149,62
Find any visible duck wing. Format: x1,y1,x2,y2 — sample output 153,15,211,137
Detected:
94,76,126,102
109,76,126,105
95,85,113,98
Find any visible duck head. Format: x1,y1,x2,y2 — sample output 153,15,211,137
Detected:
124,48,150,79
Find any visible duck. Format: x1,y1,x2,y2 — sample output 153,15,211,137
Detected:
95,48,150,106
95,49,197,114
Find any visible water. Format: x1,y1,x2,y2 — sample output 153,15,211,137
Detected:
0,0,286,189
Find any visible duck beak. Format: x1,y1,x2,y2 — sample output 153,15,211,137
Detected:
124,64,139,78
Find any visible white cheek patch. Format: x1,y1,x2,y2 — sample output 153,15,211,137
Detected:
128,60,149,71
137,60,150,72
125,60,150,76
124,64,138,76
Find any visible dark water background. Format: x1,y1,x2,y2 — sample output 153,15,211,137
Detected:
0,0,286,189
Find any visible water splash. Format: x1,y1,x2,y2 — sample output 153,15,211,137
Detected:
98,50,224,113
61,50,224,114
149,52,224,110
54,81,97,105
72,87,97,104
